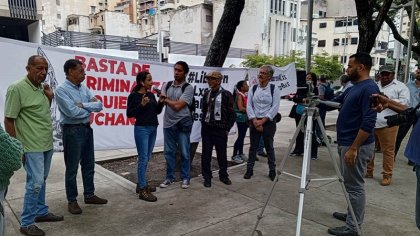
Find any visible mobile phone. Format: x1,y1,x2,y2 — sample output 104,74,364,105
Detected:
153,87,162,96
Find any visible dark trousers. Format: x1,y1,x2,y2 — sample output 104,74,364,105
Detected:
62,126,95,202
292,115,318,158
233,122,248,156
201,125,228,181
395,116,418,159
247,120,276,171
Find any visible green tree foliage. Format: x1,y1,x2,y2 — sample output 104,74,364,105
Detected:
311,52,344,80
242,52,343,80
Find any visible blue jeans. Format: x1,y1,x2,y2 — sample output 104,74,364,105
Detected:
20,149,53,227
416,164,420,230
338,144,374,231
62,126,95,202
163,125,191,181
233,122,248,156
134,125,157,188
1,187,6,236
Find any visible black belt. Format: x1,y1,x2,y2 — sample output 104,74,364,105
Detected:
63,123,90,128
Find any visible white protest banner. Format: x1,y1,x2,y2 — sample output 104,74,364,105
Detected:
0,37,249,150
248,63,297,96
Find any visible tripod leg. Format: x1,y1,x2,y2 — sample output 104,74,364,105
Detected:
315,116,362,236
251,113,308,236
295,111,314,236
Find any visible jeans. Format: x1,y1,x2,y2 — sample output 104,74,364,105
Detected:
233,122,248,156
416,165,420,230
134,126,157,188
201,125,228,180
0,187,6,236
163,125,191,181
338,143,374,231
20,149,53,227
62,126,95,202
257,137,265,153
247,120,276,171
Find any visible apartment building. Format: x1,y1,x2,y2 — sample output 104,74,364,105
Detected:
0,0,43,42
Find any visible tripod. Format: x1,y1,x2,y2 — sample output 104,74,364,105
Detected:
251,106,362,236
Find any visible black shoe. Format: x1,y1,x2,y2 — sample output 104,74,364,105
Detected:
20,225,45,236
290,151,303,156
244,170,253,179
327,225,358,236
269,170,276,181
257,151,268,157
332,212,347,222
203,180,211,188
220,177,232,185
34,212,64,222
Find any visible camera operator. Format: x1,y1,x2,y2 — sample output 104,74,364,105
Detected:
371,93,420,230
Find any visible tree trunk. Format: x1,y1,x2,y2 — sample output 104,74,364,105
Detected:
355,0,393,53
204,0,245,67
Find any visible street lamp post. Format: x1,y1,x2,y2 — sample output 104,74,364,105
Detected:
305,0,314,72
404,0,416,83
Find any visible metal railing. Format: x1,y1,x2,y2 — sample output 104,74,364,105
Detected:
169,41,257,58
8,0,38,20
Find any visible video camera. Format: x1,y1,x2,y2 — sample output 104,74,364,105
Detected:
299,81,341,110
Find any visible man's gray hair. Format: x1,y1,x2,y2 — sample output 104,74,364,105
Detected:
260,65,274,77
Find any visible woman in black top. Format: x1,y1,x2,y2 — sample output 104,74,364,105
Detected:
127,71,164,202
289,72,320,160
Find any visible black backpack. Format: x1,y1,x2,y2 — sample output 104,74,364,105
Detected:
165,81,196,117
320,83,334,100
251,84,281,123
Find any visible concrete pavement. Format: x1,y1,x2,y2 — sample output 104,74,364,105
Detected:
4,100,419,236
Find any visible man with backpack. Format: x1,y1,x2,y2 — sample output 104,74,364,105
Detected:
159,61,194,189
244,65,281,181
317,75,334,144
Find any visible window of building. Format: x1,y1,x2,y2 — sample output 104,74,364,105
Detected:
333,38,340,46
42,20,45,25
57,13,61,19
292,28,296,42
341,38,348,45
91,6,96,14
101,15,104,21
318,40,326,47
379,58,386,65
335,19,345,27
293,3,297,18
340,56,347,64
270,0,274,13
281,0,286,15
351,37,358,45
379,41,388,49
206,15,212,22
56,0,60,5
319,22,327,28
144,19,148,25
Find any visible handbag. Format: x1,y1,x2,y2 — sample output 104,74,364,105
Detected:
235,111,247,123
296,104,306,115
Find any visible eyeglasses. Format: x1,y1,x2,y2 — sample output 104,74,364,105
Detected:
259,71,269,76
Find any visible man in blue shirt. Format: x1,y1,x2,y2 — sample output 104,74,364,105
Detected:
243,65,281,181
55,59,107,215
328,53,380,236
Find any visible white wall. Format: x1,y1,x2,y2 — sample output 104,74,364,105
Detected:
103,11,142,38
170,6,204,44
28,21,42,43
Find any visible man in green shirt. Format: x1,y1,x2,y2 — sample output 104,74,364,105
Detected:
4,55,63,236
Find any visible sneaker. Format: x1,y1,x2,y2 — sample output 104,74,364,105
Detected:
34,212,64,222
20,225,45,236
311,156,318,160
381,177,392,186
327,225,358,236
240,154,248,161
138,188,157,202
84,195,108,204
232,155,244,164
68,202,82,215
332,212,347,222
181,179,190,189
160,179,174,188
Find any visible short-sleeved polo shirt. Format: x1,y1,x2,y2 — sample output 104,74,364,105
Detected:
4,77,53,152
163,81,194,128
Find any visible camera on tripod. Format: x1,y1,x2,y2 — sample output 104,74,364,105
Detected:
385,105,419,127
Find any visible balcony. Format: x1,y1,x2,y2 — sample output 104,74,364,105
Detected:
8,0,38,20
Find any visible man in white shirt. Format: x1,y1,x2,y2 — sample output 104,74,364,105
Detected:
366,65,410,186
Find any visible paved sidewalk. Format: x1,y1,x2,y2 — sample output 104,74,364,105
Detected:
4,101,419,236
